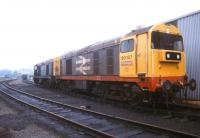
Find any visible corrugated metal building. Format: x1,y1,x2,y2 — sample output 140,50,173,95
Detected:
167,10,200,100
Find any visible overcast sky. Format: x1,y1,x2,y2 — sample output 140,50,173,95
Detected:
0,0,199,70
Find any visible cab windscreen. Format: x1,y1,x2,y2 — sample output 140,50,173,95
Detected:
152,32,183,51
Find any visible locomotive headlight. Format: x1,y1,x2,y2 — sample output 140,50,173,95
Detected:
177,54,180,59
166,53,170,59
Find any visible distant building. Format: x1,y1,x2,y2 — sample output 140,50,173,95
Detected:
167,10,200,100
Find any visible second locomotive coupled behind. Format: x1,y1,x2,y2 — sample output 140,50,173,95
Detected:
34,23,196,105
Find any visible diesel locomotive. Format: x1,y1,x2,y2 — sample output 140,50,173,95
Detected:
34,23,196,105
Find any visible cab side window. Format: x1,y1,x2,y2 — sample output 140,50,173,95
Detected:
120,39,134,53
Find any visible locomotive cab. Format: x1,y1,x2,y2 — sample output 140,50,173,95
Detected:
148,24,196,103
119,24,196,103
149,24,186,92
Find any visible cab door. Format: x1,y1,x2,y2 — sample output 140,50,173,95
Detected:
136,33,148,75
119,37,136,77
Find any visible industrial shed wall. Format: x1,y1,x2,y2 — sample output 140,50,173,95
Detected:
170,12,200,100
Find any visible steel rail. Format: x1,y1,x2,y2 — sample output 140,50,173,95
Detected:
26,80,200,119
1,81,200,138
0,82,114,138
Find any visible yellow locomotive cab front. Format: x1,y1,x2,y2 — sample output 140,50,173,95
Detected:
148,24,186,92
145,24,196,97
119,23,196,103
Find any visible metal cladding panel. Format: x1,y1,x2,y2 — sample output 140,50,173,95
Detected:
106,48,114,75
71,45,120,76
99,49,107,75
113,45,119,75
72,57,75,75
88,53,94,75
40,65,46,76
73,53,93,75
38,65,41,76
176,12,200,100
61,58,66,75
48,62,53,76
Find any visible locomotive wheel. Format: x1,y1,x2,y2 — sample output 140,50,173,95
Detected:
125,89,143,106
59,81,65,90
162,81,173,108
42,80,50,88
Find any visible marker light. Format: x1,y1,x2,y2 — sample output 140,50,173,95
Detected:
166,53,170,59
177,54,180,59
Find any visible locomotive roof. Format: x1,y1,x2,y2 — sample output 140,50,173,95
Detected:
126,26,151,36
62,37,121,59
36,25,152,65
35,59,53,66
61,26,151,60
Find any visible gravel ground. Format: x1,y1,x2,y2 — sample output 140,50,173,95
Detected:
0,94,62,138
10,125,60,138
1,79,91,138
0,99,17,115
10,79,200,136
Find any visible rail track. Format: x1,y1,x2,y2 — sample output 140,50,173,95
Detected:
0,81,199,138
53,84,200,122
36,84,200,123
23,80,34,85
